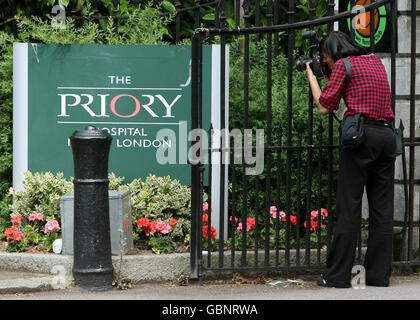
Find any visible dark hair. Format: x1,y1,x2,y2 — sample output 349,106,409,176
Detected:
320,31,367,62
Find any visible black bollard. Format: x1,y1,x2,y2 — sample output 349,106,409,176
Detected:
70,125,113,291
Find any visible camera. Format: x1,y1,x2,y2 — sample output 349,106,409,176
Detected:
296,31,330,78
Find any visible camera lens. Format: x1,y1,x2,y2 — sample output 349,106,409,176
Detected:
296,59,310,72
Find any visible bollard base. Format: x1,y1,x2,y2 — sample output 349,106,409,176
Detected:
73,267,114,292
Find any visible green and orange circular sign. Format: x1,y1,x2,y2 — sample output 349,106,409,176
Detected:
347,0,387,47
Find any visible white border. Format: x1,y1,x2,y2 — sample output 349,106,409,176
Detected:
13,43,29,191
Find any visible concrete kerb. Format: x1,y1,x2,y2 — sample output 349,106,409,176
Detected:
0,252,192,286
0,273,55,294
0,248,371,293
0,248,357,285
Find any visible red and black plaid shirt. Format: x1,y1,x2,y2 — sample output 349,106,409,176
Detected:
319,54,394,122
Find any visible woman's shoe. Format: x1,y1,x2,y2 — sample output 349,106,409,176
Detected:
316,275,351,288
316,275,332,287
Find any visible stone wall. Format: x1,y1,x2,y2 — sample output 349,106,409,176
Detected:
370,2,419,257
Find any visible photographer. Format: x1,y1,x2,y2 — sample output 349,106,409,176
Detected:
305,31,396,288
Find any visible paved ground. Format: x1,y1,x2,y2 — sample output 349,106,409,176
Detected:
0,271,55,294
1,272,420,300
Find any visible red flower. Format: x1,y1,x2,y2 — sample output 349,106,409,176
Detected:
13,231,24,241
310,209,328,221
35,213,44,221
147,221,172,235
29,212,44,222
144,225,152,235
4,227,23,242
149,221,160,233
158,221,172,235
247,218,256,230
202,202,213,213
304,220,319,232
202,214,208,223
170,218,177,226
280,213,296,224
137,218,150,229
10,216,22,225
237,218,256,232
270,206,277,218
137,218,156,235
4,227,17,242
229,216,238,223
310,210,319,220
44,220,60,234
202,226,217,239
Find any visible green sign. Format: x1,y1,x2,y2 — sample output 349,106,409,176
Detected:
339,0,391,52
13,44,224,189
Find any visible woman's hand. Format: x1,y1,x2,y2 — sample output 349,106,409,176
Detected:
306,62,317,80
305,62,330,115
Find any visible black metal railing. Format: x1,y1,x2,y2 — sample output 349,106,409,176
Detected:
190,0,419,281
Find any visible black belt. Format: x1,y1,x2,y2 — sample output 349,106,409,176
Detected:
364,118,394,129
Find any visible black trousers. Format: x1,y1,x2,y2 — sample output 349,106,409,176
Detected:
323,123,396,287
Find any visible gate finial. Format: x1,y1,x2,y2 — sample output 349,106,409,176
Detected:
267,0,273,25
219,0,226,27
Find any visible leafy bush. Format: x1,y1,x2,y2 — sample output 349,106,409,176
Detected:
0,32,14,200
127,175,191,221
127,175,192,249
0,195,12,239
9,171,73,222
3,213,61,252
110,3,174,45
16,1,174,45
3,171,192,253
8,171,164,223
148,236,177,254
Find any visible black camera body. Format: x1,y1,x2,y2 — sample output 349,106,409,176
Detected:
296,31,330,78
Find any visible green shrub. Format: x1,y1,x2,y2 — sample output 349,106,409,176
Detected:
0,195,12,240
148,236,176,254
4,171,192,253
108,172,126,190
9,171,73,222
0,32,14,200
4,214,61,253
128,174,191,247
128,174,191,222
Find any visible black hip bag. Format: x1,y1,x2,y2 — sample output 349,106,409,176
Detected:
335,58,365,150
339,113,365,150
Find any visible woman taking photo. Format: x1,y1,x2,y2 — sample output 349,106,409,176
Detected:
306,31,396,288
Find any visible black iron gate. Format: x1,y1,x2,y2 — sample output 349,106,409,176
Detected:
190,0,420,281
